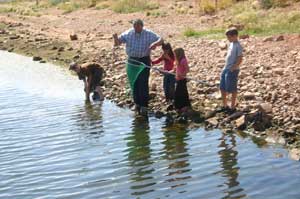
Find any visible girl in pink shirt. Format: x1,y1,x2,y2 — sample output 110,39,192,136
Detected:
152,43,176,102
173,48,191,112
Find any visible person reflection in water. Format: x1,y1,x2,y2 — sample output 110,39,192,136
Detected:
74,102,104,138
218,132,246,198
126,116,155,196
162,123,191,189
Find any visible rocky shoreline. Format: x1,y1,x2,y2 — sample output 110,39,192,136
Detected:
0,17,299,156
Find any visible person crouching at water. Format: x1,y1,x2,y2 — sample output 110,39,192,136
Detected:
173,48,191,113
69,62,104,102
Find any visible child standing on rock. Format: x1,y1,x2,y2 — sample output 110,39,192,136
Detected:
219,28,243,114
173,48,191,113
152,42,176,102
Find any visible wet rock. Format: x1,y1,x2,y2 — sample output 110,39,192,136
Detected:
154,111,165,119
33,56,42,61
226,111,244,121
39,60,46,63
206,117,219,127
235,115,247,130
289,148,300,161
70,34,78,41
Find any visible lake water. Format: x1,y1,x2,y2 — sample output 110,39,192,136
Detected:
0,51,300,199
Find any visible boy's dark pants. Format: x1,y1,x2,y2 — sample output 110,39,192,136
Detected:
163,74,175,101
130,56,151,108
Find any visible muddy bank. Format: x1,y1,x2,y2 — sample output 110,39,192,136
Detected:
0,18,299,152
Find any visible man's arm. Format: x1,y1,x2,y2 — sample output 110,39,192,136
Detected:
150,37,163,50
85,75,92,101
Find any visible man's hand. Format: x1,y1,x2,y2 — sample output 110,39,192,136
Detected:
113,33,120,46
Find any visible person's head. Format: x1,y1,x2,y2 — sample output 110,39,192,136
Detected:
132,19,144,34
225,28,239,42
69,62,80,73
173,48,185,64
162,42,174,59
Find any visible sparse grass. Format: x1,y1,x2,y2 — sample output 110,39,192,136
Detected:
112,0,159,13
183,27,225,39
184,1,300,39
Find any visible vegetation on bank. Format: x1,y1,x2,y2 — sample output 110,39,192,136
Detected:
0,0,299,38
184,0,300,38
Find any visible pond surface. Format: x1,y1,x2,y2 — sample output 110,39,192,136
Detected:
0,51,300,199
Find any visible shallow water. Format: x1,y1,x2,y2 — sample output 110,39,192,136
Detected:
0,51,300,199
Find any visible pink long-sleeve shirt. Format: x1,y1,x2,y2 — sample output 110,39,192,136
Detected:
175,57,189,81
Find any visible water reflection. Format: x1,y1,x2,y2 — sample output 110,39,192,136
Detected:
162,123,191,189
73,101,104,138
217,132,247,199
126,116,156,196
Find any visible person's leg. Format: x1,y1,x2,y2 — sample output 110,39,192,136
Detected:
95,86,104,101
220,69,228,108
169,75,175,101
221,90,228,107
163,75,169,101
231,92,237,109
228,70,239,110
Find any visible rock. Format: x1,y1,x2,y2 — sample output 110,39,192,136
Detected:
206,117,219,127
9,35,20,40
228,24,244,31
272,68,284,75
275,35,284,41
226,111,244,121
58,47,64,52
239,34,249,40
258,103,272,114
154,111,165,119
289,148,300,161
263,37,274,42
39,60,46,63
235,115,247,130
33,56,42,61
243,92,256,100
0,29,7,34
218,42,227,50
70,34,78,41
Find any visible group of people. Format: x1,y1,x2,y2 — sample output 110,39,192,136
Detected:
70,19,243,116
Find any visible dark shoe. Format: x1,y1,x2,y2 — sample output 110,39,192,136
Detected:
227,108,237,115
216,106,230,113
